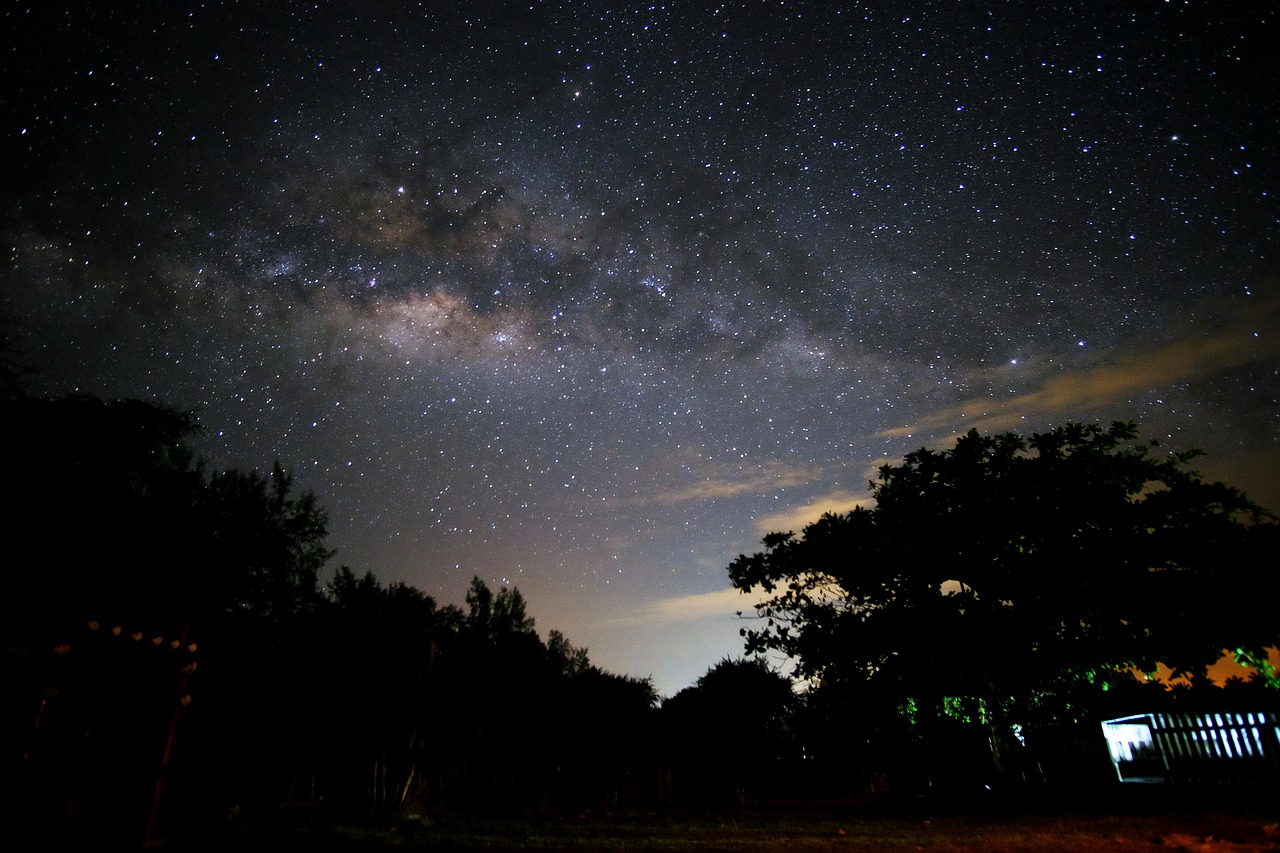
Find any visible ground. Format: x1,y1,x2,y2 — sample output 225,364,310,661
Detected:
168,791,1280,851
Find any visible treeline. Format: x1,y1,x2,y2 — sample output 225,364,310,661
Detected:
0,389,798,844
4,387,1276,845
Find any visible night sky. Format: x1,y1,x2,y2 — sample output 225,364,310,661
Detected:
4,1,1277,695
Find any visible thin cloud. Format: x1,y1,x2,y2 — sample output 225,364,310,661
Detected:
589,586,770,630
649,460,818,505
651,586,770,621
752,490,874,537
881,293,1280,439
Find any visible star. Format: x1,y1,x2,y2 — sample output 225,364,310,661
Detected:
3,1,1277,695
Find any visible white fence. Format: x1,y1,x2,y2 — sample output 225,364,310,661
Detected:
1101,712,1280,785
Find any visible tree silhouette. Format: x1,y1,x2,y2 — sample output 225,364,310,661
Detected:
661,658,799,805
304,567,454,825
546,629,591,678
198,463,333,620
0,385,347,840
2,391,203,841
1,383,682,831
728,422,1278,786
554,666,658,808
2,393,204,641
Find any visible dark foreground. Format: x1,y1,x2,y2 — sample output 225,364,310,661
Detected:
164,793,1280,852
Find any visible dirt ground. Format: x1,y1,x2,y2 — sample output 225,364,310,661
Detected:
175,794,1280,852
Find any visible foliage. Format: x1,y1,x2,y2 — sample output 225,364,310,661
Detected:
199,463,334,619
728,422,1279,735
462,575,537,643
1,389,333,636
1,386,662,835
0,368,662,831
661,657,801,804
0,387,341,840
307,568,453,824
1,392,205,638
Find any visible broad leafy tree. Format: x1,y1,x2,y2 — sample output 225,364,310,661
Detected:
661,658,800,804
555,666,659,808
728,422,1278,767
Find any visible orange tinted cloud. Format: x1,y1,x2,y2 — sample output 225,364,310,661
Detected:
752,490,874,537
881,293,1280,439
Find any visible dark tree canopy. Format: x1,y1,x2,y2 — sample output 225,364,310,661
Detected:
2,383,668,838
2,393,203,637
661,657,800,805
199,463,334,619
1,389,334,637
728,422,1278,727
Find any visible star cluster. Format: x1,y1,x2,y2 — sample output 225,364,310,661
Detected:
4,1,1277,694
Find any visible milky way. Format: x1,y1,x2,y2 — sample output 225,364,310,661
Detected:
4,1,1277,694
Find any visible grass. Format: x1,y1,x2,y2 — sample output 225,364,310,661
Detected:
178,793,1280,852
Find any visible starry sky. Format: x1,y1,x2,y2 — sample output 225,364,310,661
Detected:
4,1,1278,695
